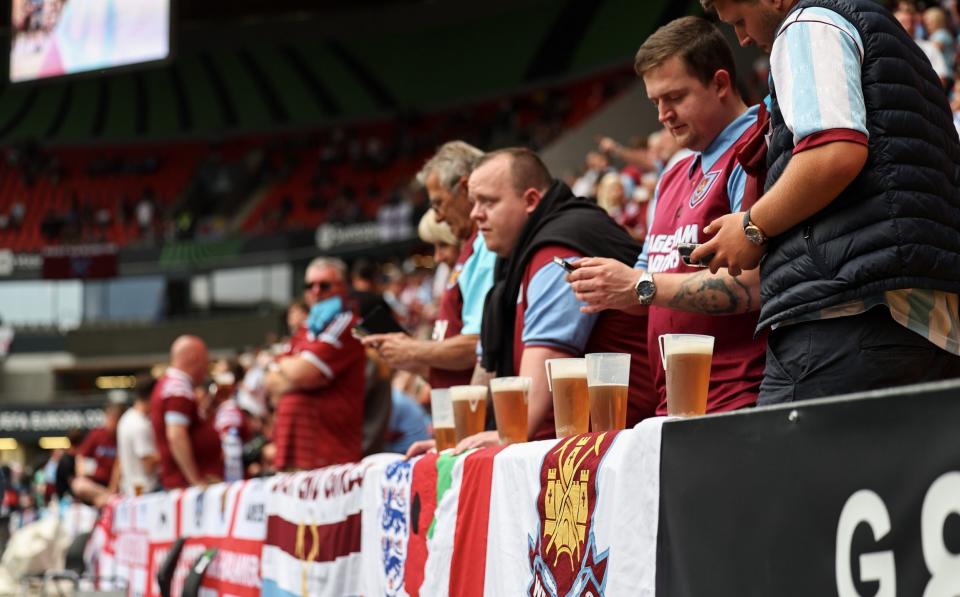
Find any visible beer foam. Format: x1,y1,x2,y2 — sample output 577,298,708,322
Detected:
548,358,587,379
664,339,713,356
490,376,530,392
450,385,488,402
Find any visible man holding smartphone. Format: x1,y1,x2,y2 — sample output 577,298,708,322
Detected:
568,17,766,414
465,148,657,446
361,141,495,390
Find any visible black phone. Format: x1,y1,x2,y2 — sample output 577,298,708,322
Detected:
677,243,713,267
355,303,407,336
553,255,577,274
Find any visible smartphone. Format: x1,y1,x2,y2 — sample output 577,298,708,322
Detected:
677,243,713,267
552,255,577,274
350,327,369,341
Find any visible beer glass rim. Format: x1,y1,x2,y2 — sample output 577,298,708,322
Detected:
585,352,630,386
659,333,714,343
544,357,586,392
545,357,587,365
658,333,715,370
429,387,454,426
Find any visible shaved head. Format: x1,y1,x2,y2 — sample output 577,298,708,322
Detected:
170,335,209,384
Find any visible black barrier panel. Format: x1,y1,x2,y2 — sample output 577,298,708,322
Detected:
656,379,960,597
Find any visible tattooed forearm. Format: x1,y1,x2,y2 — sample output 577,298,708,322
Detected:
666,270,754,314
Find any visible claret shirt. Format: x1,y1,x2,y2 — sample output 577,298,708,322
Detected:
150,367,223,489
514,244,656,440
638,106,766,414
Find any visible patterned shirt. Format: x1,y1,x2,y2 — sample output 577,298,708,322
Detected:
770,7,960,356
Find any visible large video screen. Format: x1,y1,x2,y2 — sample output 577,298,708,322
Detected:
10,0,170,83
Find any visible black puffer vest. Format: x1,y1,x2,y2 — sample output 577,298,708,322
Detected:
760,0,960,331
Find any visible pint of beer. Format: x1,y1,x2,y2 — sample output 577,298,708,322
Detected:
585,353,630,432
545,358,590,438
430,388,457,451
450,385,488,443
658,334,714,416
489,376,530,445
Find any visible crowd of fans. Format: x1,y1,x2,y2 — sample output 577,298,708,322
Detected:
0,68,635,251
6,0,960,560
0,254,441,549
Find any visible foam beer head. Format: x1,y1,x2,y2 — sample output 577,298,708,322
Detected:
545,358,587,390
489,376,530,395
450,385,487,411
658,334,714,369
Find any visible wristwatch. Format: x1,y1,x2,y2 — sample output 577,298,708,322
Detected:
742,208,768,246
634,271,656,306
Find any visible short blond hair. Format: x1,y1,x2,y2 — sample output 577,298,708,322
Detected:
417,209,458,246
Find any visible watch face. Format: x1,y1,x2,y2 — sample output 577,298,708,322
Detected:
638,280,656,300
745,227,765,245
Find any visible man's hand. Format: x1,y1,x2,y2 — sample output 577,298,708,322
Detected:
404,439,436,459
453,431,500,455
567,257,642,313
362,333,422,371
694,212,766,277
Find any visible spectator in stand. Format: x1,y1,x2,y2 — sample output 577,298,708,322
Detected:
266,257,366,470
362,142,494,395
894,4,949,87
54,428,86,500
151,335,223,489
419,208,464,296
350,259,392,319
924,6,955,85
597,136,657,173
9,201,24,230
570,150,612,199
702,0,960,402
384,371,432,454
71,401,123,507
286,300,309,335
136,187,155,240
117,376,159,496
569,17,766,416
461,148,657,450
596,171,647,242
210,362,248,483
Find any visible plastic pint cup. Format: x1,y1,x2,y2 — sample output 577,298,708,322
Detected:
450,385,488,443
585,353,630,431
430,388,456,451
489,376,530,445
658,334,714,416
545,358,590,438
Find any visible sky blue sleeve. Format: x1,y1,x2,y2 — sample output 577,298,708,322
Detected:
521,258,598,354
726,163,747,213
458,233,496,335
772,8,866,143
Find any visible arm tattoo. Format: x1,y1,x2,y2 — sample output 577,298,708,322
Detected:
666,270,753,315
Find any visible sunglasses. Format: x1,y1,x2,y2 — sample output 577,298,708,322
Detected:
304,280,334,292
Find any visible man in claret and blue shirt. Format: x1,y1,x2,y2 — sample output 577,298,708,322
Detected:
570,16,766,414
697,0,960,403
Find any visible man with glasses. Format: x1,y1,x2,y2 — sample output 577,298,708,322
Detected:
265,257,366,470
363,141,494,390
